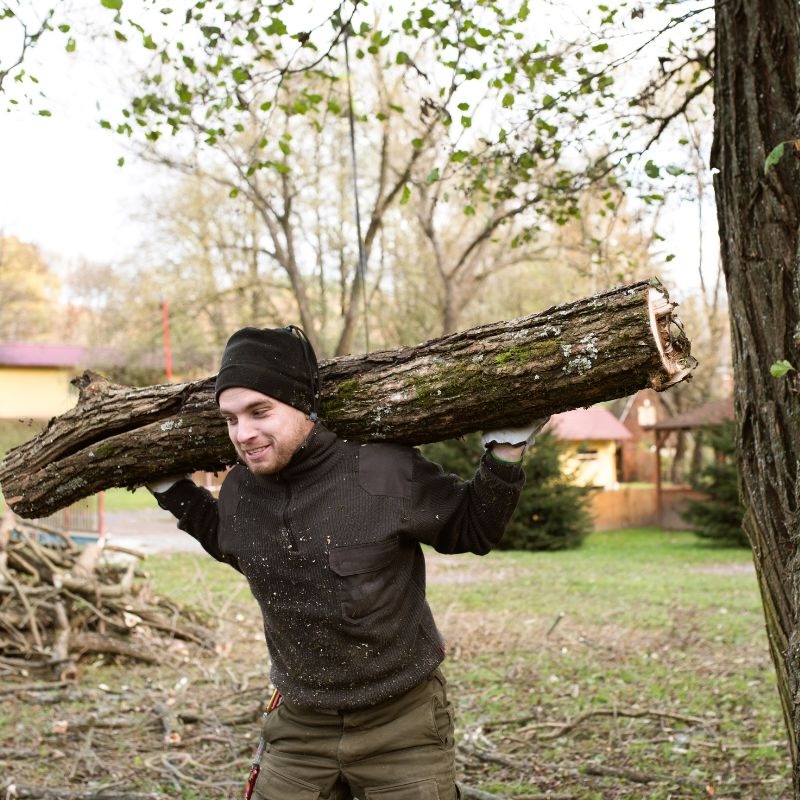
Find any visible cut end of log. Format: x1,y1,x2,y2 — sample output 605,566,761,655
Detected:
647,287,698,391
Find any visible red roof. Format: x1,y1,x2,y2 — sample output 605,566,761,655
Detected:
0,342,91,368
548,406,633,441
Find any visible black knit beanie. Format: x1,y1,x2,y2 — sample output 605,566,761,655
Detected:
214,326,319,415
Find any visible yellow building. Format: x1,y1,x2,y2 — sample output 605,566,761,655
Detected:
0,343,88,420
548,406,633,488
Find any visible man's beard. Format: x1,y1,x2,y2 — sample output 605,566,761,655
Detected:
237,439,294,475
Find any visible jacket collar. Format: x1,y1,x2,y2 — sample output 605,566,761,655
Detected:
254,422,341,485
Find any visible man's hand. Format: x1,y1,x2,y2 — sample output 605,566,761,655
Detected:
145,474,191,494
481,417,550,462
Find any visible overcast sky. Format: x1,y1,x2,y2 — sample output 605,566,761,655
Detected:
0,7,161,267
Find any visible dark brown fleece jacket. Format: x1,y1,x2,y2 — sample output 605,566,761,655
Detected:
155,423,524,712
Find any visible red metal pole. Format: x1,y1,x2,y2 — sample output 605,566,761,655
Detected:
161,300,173,382
98,491,106,539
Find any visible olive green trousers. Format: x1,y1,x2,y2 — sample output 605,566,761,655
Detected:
253,669,459,800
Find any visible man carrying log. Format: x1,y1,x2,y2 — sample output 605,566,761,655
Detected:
147,324,546,800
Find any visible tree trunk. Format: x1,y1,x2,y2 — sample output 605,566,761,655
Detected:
0,280,695,519
712,0,800,789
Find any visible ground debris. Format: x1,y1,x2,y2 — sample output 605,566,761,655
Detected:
2,787,159,799
0,512,215,681
0,536,789,800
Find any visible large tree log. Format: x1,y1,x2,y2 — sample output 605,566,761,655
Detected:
0,280,695,518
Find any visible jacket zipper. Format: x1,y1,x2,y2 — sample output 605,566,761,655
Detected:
280,479,297,552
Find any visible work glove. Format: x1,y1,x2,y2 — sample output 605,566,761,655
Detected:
481,416,550,450
145,474,191,494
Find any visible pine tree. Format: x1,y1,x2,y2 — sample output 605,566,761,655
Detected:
422,431,594,552
680,422,748,547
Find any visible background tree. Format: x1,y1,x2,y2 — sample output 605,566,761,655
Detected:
3,1,720,361
101,0,715,357
0,1,60,105
0,235,62,341
124,16,570,354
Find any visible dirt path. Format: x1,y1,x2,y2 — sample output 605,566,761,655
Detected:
104,508,203,554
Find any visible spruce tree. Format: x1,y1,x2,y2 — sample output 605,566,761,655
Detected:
680,422,748,547
422,431,594,551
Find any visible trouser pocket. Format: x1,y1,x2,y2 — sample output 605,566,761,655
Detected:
254,765,322,800
431,692,455,750
365,777,440,799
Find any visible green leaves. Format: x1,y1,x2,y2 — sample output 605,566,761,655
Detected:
100,0,123,9
231,66,250,84
770,360,796,378
764,139,799,174
644,159,660,179
764,142,785,174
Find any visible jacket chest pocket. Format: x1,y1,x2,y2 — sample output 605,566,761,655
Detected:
329,538,399,623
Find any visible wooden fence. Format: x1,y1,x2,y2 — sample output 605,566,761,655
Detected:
590,485,706,531
35,494,102,535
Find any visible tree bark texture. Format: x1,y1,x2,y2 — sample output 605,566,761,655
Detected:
0,280,695,519
712,0,800,789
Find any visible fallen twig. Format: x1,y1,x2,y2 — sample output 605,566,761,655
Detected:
525,707,714,739
582,762,709,790
460,788,576,800
459,743,531,771
2,786,158,800
0,680,70,696
459,787,509,800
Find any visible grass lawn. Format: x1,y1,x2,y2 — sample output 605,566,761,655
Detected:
0,528,788,799
102,486,160,511
0,418,46,455
422,530,787,798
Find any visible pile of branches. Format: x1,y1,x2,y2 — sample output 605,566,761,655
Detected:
0,512,216,680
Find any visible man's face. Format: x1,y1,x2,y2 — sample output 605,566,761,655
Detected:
219,387,315,475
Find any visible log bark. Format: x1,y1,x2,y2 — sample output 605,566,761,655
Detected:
69,631,162,664
0,280,695,519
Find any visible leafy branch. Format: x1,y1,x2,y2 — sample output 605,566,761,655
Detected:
0,4,56,97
